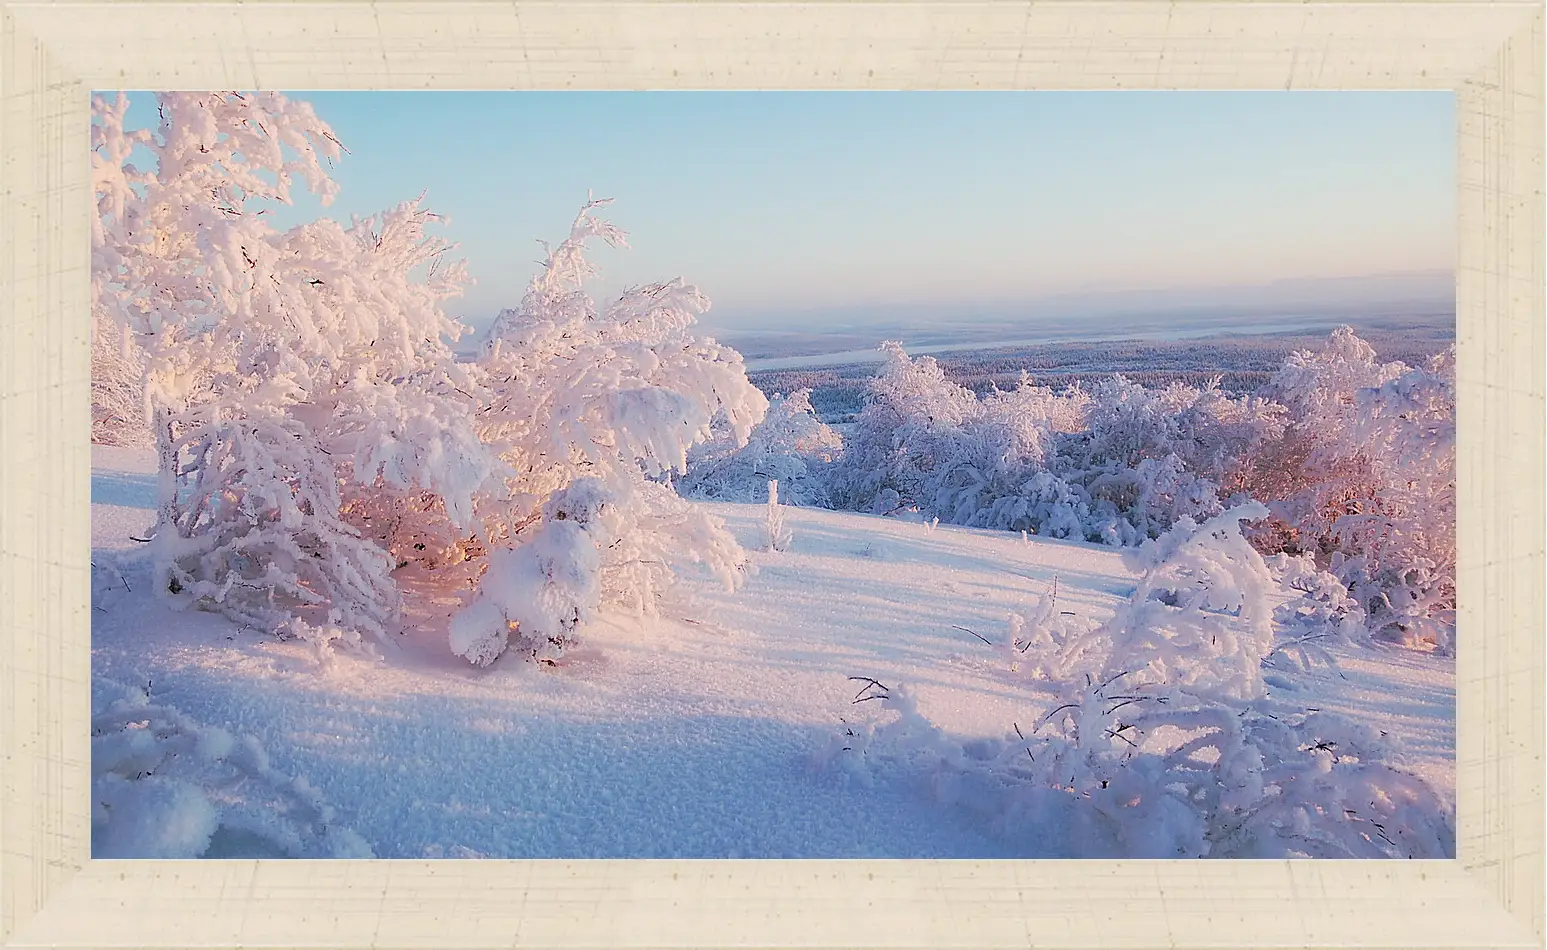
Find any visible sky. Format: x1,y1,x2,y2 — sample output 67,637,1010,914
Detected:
112,91,1455,333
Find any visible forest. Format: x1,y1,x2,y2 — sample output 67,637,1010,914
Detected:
746,326,1455,423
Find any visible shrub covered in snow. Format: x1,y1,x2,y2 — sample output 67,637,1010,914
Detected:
680,389,841,506
826,342,981,515
821,506,1454,858
825,344,1281,548
92,95,764,662
1076,454,1223,547
91,311,152,446
1036,502,1276,701
450,199,766,665
92,682,372,858
823,677,1451,858
1237,329,1456,652
450,475,748,666
1260,552,1366,672
92,92,498,646
475,199,766,518
1073,374,1284,480
1003,586,1077,681
811,330,1451,651
450,487,604,667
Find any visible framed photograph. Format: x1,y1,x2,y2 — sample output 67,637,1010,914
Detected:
3,2,1541,947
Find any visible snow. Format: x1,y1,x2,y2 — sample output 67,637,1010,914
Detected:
91,444,1454,858
86,90,1456,860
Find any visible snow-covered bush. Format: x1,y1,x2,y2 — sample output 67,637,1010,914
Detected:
1235,328,1399,554
821,503,1453,858
925,416,1055,528
1238,329,1455,651
826,342,980,514
1074,375,1284,479
91,310,151,446
1021,676,1452,858
450,473,749,666
828,346,1092,537
1048,502,1278,701
1004,585,1077,680
1175,385,1288,482
93,682,372,858
1052,375,1284,545
450,482,606,667
452,199,766,665
822,675,1451,858
1337,349,1457,652
475,199,766,514
825,345,1283,547
154,411,405,640
982,373,1092,436
1261,552,1366,672
1077,454,1223,547
680,389,842,506
95,99,766,662
92,92,498,646
1074,375,1196,470
961,470,1091,540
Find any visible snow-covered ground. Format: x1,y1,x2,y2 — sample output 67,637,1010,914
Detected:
91,445,1454,858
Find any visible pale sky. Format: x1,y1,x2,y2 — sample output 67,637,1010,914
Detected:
114,91,1455,331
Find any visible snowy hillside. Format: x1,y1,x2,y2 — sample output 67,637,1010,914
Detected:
92,445,1454,859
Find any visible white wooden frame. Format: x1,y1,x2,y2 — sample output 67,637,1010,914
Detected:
1,2,1541,947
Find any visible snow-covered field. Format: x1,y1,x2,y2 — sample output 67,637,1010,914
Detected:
90,445,1455,859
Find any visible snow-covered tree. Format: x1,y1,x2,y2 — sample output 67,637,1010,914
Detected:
1238,328,1455,651
450,199,767,665
1337,347,1457,651
680,389,842,506
1238,327,1404,548
827,342,980,514
1067,375,1282,532
827,345,1275,546
91,309,151,446
92,91,497,645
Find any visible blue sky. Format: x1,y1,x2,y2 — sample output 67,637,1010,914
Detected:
113,91,1454,331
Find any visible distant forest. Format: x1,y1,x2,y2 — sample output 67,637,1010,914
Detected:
750,325,1456,422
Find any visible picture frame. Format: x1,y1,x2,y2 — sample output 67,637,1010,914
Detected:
1,2,1540,946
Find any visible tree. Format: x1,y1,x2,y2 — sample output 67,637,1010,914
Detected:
680,389,842,506
826,345,1275,545
1238,328,1454,650
827,341,981,514
91,309,151,446
91,91,497,645
1339,347,1457,651
449,199,768,666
